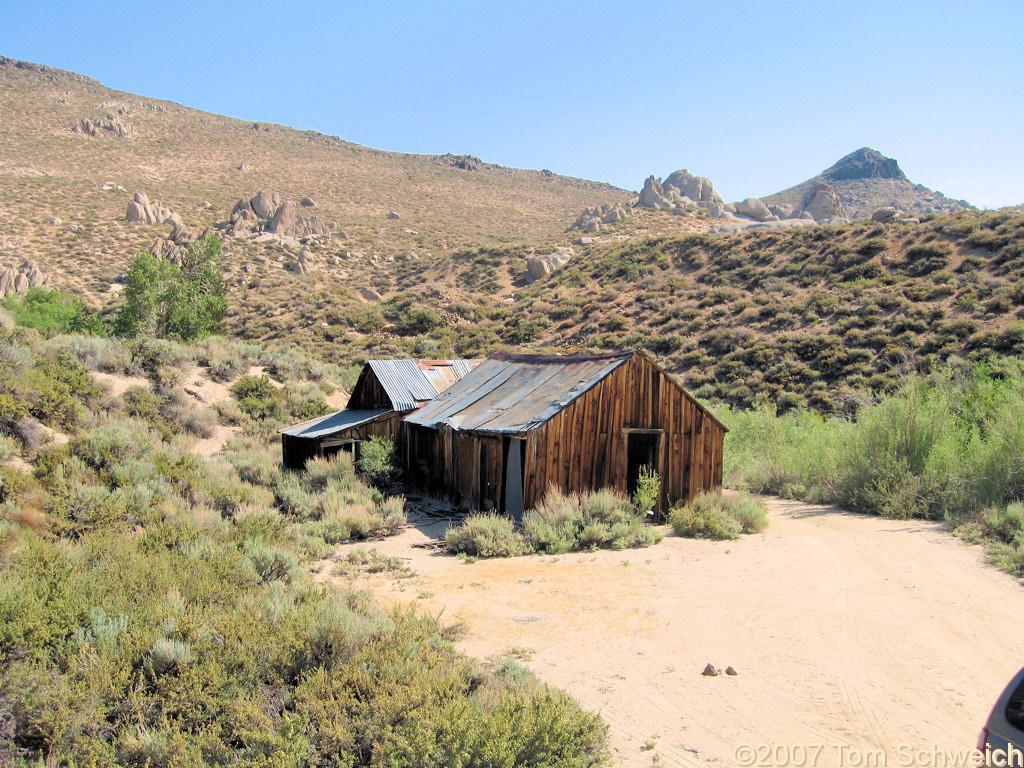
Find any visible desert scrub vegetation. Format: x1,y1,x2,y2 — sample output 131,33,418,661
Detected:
384,209,1024,414
221,441,405,542
668,490,768,540
0,366,610,765
721,356,1024,576
225,373,330,440
0,328,102,435
445,488,663,558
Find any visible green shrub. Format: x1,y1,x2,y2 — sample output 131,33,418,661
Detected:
982,502,1024,546
196,336,260,382
668,490,768,540
632,465,660,514
357,436,398,486
43,334,134,372
445,488,661,558
244,540,299,583
114,236,227,341
230,373,284,419
2,287,104,336
445,513,528,557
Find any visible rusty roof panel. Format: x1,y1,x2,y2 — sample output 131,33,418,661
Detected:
368,359,479,411
419,359,479,396
405,350,634,434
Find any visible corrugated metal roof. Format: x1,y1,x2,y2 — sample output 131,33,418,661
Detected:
419,359,477,395
369,359,438,411
278,409,390,438
367,359,480,411
405,350,634,434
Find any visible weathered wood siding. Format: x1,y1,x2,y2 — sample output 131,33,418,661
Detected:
407,426,505,511
524,354,724,516
281,412,403,470
347,368,391,410
408,354,725,517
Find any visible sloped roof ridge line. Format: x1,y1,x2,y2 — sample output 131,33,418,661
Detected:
368,359,436,408
407,361,519,427
490,349,635,364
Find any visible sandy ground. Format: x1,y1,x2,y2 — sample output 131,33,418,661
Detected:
316,499,1024,768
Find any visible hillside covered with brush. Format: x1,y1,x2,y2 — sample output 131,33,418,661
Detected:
0,57,629,308
3,56,1024,418
379,209,1024,413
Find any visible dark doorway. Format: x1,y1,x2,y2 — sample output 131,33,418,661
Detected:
626,432,660,497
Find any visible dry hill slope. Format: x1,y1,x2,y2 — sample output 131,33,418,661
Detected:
0,56,630,304
762,147,973,219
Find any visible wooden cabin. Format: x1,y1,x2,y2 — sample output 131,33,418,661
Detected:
403,349,726,520
280,359,477,469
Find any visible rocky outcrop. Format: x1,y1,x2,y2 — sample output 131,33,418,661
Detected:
359,287,382,302
433,154,485,171
126,191,181,226
526,251,572,282
635,176,674,209
221,191,329,242
250,190,281,219
73,114,135,139
569,203,628,234
0,261,50,298
795,181,848,222
822,147,906,182
663,169,723,205
734,197,773,222
266,202,330,240
762,147,973,220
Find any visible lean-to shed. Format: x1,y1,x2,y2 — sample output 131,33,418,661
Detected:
403,349,726,520
280,359,478,469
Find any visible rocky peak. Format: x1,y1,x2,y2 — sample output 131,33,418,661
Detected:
821,148,907,182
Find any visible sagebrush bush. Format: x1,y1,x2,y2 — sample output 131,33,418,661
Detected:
669,490,768,540
43,334,135,373
445,513,529,557
445,487,662,558
198,336,262,382
0,432,18,462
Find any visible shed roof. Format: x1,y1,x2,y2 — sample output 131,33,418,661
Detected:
365,359,479,412
404,350,634,434
278,409,390,439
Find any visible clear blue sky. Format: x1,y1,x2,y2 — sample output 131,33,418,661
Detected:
3,1,1021,208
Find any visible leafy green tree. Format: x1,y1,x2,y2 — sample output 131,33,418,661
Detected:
114,235,227,340
2,287,106,336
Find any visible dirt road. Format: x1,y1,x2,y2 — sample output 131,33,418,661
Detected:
316,499,1024,767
